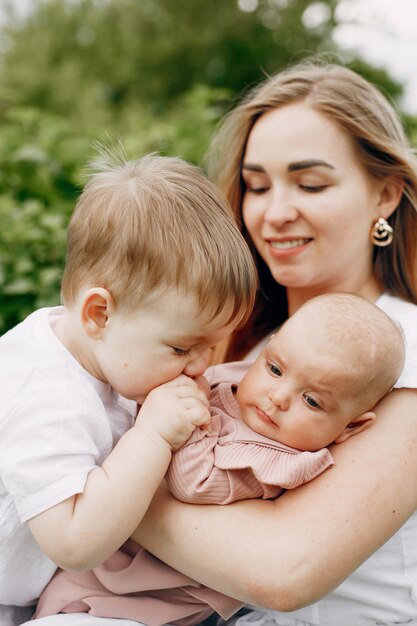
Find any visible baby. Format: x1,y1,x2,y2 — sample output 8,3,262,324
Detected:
34,293,405,626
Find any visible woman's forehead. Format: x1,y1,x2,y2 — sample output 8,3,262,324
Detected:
245,104,354,163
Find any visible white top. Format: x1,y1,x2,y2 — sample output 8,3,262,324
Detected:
237,293,417,626
0,307,137,607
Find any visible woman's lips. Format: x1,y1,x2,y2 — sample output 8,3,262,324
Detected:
270,238,311,250
266,237,312,256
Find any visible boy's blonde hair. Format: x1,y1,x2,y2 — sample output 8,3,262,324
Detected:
61,154,257,323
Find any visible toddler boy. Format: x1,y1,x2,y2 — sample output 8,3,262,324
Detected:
0,153,257,622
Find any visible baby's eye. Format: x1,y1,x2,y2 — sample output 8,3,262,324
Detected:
172,346,192,357
269,363,282,377
304,394,322,409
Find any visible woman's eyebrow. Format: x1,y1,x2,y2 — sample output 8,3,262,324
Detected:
241,163,265,173
288,159,335,172
241,159,335,173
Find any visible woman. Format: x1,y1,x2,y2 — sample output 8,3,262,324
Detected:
135,61,417,625
29,61,417,625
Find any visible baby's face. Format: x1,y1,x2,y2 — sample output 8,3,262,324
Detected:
236,314,363,451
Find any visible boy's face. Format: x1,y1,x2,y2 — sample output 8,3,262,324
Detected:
236,313,367,451
93,291,237,404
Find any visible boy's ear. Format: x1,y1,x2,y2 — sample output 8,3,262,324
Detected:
376,175,403,220
333,411,376,445
80,288,115,339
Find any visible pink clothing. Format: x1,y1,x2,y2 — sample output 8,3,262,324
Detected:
166,378,334,504
35,363,334,626
35,539,238,626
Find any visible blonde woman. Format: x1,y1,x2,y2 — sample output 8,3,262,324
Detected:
135,62,417,626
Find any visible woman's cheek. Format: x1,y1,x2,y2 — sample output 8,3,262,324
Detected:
242,199,260,234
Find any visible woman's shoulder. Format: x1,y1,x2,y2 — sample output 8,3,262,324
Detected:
377,293,417,343
377,293,417,389
377,293,417,322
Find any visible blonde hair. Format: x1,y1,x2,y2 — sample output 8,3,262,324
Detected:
207,60,417,360
61,154,257,324
292,293,405,409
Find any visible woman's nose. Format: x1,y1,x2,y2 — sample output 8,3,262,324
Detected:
264,186,299,227
183,350,209,377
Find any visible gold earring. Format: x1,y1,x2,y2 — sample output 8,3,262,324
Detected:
371,217,394,247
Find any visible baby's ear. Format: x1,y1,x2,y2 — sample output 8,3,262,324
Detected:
333,411,376,444
80,288,115,339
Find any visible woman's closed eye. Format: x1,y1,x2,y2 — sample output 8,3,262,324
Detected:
298,184,329,193
242,173,270,195
246,185,270,195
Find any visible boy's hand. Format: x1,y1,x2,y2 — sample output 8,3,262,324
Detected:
136,374,211,450
194,374,211,399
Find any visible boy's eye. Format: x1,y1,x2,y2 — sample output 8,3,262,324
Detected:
304,394,322,409
172,346,192,357
269,363,282,377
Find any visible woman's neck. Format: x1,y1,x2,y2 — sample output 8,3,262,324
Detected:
286,278,383,317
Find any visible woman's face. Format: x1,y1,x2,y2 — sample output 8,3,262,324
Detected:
241,103,384,305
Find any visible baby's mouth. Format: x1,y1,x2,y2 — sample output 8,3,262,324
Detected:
255,406,277,426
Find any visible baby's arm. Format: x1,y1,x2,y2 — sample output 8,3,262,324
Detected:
27,374,210,572
167,411,332,504
166,414,271,505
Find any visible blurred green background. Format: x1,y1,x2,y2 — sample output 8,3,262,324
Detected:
1,0,416,334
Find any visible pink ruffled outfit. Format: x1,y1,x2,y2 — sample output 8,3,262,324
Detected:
35,364,334,626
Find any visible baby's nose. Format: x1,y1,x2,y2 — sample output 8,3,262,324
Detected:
269,387,290,411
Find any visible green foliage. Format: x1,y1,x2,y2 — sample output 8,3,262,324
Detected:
0,82,230,333
0,0,416,334
0,105,87,331
0,0,339,115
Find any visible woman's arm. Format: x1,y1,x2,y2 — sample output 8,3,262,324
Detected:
133,388,417,611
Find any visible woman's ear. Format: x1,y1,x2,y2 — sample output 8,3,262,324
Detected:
376,176,404,220
80,288,115,339
333,411,376,445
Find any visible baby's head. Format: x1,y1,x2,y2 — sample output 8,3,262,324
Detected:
60,153,257,402
236,293,405,451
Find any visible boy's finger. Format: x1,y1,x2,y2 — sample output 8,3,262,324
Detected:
194,375,210,398
163,374,196,388
200,420,212,433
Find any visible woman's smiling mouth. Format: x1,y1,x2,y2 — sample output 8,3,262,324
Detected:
270,238,311,250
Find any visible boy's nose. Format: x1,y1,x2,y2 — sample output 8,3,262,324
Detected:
183,351,209,377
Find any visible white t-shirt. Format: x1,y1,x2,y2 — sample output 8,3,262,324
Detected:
236,293,417,626
0,307,137,607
